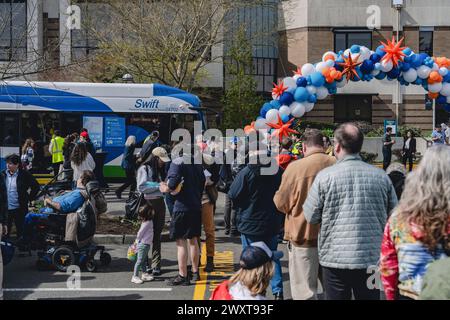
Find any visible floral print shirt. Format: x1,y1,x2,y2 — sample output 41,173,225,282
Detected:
380,211,449,300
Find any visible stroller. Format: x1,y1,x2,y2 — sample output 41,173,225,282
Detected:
27,181,111,272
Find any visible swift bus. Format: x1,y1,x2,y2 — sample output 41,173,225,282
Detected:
0,81,205,178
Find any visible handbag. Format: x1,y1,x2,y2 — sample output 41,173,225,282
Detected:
1,237,15,266
125,192,144,221
127,241,138,262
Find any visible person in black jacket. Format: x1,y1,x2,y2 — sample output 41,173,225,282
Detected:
1,154,40,239
228,143,284,300
402,130,416,172
116,135,137,199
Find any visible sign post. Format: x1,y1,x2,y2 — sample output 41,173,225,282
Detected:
384,119,397,136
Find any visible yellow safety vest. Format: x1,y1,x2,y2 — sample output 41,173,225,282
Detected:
51,136,65,164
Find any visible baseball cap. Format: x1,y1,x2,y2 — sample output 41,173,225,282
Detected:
239,241,283,270
152,147,170,162
80,131,89,138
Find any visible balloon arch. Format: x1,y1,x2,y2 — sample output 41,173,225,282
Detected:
245,37,450,140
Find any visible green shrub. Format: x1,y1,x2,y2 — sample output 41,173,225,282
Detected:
360,151,378,163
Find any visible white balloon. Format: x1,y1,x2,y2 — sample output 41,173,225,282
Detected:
283,77,297,90
290,102,306,118
403,68,418,83
315,62,328,72
316,86,329,100
336,79,346,88
301,63,316,77
306,86,317,95
440,83,450,96
272,93,279,100
279,106,291,117
325,59,335,67
293,74,301,81
359,46,371,61
447,96,450,104
304,102,315,113
371,69,381,76
265,109,279,124
432,63,439,71
429,82,443,93
351,53,363,63
322,51,337,62
417,65,432,79
343,49,351,58
439,67,449,76
254,118,269,130
380,60,393,72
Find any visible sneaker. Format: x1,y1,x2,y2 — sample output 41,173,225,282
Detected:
166,274,190,286
131,276,144,284
141,273,154,282
190,271,201,282
115,190,122,199
204,257,214,273
152,268,161,276
274,293,284,300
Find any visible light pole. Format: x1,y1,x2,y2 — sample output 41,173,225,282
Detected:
122,73,134,83
392,0,404,132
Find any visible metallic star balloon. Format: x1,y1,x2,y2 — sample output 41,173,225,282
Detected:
272,80,288,99
266,115,299,142
381,36,406,67
337,53,363,82
293,67,302,77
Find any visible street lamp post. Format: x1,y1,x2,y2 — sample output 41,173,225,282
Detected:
122,73,134,83
392,0,404,132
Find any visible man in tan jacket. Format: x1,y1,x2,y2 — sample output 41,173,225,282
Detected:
274,129,336,300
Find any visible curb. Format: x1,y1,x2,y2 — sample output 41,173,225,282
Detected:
94,231,171,245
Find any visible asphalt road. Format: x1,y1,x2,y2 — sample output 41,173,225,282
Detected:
3,190,294,300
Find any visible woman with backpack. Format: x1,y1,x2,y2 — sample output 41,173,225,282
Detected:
116,135,137,200
136,147,170,276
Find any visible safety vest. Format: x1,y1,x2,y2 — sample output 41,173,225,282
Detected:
51,136,65,164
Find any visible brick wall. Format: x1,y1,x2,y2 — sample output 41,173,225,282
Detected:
434,27,450,57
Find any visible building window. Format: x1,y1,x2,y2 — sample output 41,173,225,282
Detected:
252,57,277,92
71,1,102,60
0,0,27,61
334,30,372,53
334,95,372,124
419,30,433,57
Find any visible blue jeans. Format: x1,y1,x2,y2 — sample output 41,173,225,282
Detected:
241,234,283,296
133,243,150,277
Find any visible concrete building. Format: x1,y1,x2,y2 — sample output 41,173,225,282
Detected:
278,0,450,130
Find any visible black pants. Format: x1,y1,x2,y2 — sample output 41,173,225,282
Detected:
52,162,63,177
147,198,166,271
223,194,237,233
382,148,392,171
402,151,414,172
116,169,136,197
7,208,26,239
322,266,380,300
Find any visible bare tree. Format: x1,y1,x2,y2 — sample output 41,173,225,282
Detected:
76,0,274,91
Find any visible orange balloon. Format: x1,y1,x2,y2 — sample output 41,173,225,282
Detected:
428,92,439,99
322,67,331,77
323,53,336,62
428,71,442,84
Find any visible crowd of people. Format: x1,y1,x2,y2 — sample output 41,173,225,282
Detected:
1,122,449,301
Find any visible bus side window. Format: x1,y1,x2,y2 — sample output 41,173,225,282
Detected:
1,113,20,147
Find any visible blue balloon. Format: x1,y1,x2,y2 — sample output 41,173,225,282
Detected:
294,87,309,102
444,73,450,83
437,95,447,105
403,48,412,56
375,71,387,80
280,92,294,106
400,62,411,72
387,67,400,79
376,45,386,57
308,94,317,103
350,68,363,82
419,53,429,61
260,103,272,118
414,78,423,85
270,99,281,109
445,104,450,113
328,87,337,95
310,72,326,87
360,60,375,74
350,45,360,53
410,54,422,68
404,55,411,63
287,87,296,95
296,77,307,87
306,76,312,86
334,62,344,72
281,114,290,123
370,53,381,63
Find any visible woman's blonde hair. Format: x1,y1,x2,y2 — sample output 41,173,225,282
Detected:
397,145,450,254
125,135,136,147
228,261,274,296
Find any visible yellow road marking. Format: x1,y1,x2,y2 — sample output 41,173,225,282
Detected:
193,246,235,300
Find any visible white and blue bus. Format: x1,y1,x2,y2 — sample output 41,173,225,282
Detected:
0,81,205,179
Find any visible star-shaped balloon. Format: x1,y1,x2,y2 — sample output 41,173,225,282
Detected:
293,67,302,77
266,115,299,142
380,36,406,67
272,80,288,99
337,54,363,82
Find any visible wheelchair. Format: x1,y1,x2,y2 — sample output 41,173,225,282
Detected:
27,181,112,272
36,169,75,199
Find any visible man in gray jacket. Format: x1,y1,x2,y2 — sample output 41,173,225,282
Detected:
303,123,398,300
